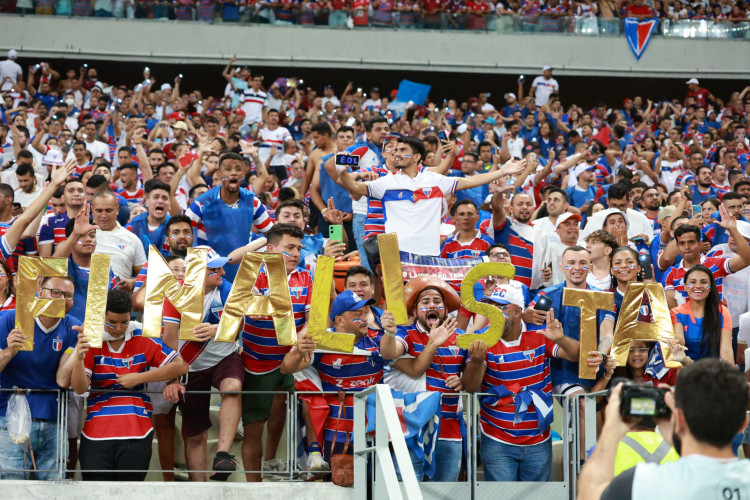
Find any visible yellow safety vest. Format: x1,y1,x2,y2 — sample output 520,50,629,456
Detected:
614,431,680,476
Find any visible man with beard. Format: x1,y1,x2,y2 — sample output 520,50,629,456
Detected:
639,186,662,236
441,199,494,259
187,152,273,281
126,180,181,257
337,137,525,257
689,165,719,205
462,284,579,482
703,192,747,246
533,188,571,241
379,276,467,481
579,359,750,499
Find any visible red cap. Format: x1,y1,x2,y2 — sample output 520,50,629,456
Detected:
235,109,246,116
167,112,183,120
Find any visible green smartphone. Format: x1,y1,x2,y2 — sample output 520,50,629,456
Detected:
329,224,343,244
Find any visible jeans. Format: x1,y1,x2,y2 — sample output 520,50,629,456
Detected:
430,439,462,481
0,416,63,480
353,213,370,271
328,10,347,26
480,434,551,482
94,8,112,16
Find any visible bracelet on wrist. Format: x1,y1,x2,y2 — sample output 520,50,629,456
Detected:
384,330,396,337
604,373,612,380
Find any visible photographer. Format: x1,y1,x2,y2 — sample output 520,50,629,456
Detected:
578,359,750,500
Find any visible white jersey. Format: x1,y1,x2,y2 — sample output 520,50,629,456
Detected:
258,126,292,166
531,76,559,106
240,88,267,125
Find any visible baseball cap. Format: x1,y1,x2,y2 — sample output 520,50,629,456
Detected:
555,212,582,230
485,117,496,125
456,123,468,134
8,49,17,60
602,208,630,229
370,87,380,94
656,205,677,223
324,84,334,91
195,245,229,268
736,220,750,240
329,290,375,321
572,163,597,177
161,83,172,91
483,285,524,308
504,92,516,100
686,78,699,85
543,65,553,72
172,121,188,131
167,112,183,120
92,82,104,91
42,148,64,166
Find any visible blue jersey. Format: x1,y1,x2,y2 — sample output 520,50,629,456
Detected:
126,212,171,257
527,282,615,388
0,312,80,420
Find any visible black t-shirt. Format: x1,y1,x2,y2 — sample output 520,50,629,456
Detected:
600,467,635,500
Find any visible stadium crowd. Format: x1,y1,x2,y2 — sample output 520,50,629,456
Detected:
1,0,750,36
0,50,749,486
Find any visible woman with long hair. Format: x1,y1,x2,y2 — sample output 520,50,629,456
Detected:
0,258,15,311
670,265,733,364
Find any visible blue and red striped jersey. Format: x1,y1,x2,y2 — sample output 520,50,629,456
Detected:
440,230,494,259
480,217,534,287
363,164,392,241
313,334,384,443
82,329,177,440
38,212,70,248
662,255,731,303
241,268,312,374
394,323,467,441
478,329,560,445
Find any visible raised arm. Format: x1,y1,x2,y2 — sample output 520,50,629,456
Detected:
456,158,526,191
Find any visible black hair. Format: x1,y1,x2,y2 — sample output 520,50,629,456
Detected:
0,183,14,202
15,163,35,178
165,214,192,235
365,116,388,132
477,141,493,152
311,121,332,136
117,162,138,173
486,243,509,256
86,174,108,189
106,288,132,314
277,187,296,203
156,163,175,175
674,359,748,448
266,223,304,246
397,136,426,162
337,125,355,137
276,199,306,216
188,183,208,200
733,179,750,193
165,254,185,264
144,178,171,196
683,265,722,358
345,265,373,284
562,245,588,260
609,246,641,290
608,183,630,201
451,199,478,217
219,152,244,167
674,224,701,241
721,191,742,204
547,187,568,203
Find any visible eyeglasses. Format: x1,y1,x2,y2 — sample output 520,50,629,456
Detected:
488,252,511,259
629,347,649,353
42,288,74,300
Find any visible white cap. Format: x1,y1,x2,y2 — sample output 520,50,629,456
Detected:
456,123,468,134
161,83,172,91
686,78,699,85
736,220,750,240
543,65,553,72
555,212,582,230
601,208,630,229
484,285,525,308
42,148,64,166
7,49,17,60
92,81,104,91
504,92,517,100
572,163,597,177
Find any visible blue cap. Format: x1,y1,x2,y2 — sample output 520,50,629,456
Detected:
195,245,229,268
485,117,496,125
329,290,375,321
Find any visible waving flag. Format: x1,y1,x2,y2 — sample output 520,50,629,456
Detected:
366,389,442,478
624,18,659,60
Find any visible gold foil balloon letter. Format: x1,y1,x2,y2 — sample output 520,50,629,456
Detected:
562,288,615,380
143,246,208,341
377,233,408,325
455,262,516,349
306,255,355,353
612,282,680,369
82,254,111,349
16,257,69,351
216,252,295,344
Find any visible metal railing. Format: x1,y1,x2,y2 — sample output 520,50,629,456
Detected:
1,10,748,40
0,385,581,498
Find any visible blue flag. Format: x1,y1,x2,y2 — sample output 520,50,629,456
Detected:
396,80,432,106
366,389,441,478
624,18,658,60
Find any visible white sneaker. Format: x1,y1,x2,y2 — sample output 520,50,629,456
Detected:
306,452,330,473
234,420,244,441
263,458,287,473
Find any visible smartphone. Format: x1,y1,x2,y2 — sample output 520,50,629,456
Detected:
437,130,449,142
692,204,702,217
335,153,359,171
638,254,653,279
328,224,343,244
345,117,356,127
534,296,553,312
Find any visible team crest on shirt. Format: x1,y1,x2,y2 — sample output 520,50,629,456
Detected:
289,286,308,299
332,358,343,370
52,338,62,352
523,350,535,363
117,243,127,251
121,357,134,369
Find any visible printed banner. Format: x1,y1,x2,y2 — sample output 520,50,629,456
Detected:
400,252,484,289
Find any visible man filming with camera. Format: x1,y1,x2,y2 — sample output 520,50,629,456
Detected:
578,359,750,500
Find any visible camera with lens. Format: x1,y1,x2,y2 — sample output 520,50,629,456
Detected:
610,378,671,419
